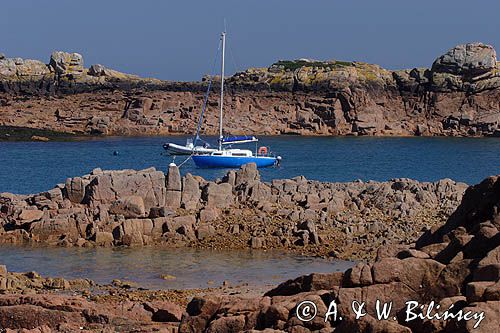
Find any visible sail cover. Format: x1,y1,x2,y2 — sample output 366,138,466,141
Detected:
221,135,258,144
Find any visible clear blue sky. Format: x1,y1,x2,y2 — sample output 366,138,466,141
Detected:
1,0,498,81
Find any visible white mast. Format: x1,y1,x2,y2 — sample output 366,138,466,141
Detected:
218,31,226,150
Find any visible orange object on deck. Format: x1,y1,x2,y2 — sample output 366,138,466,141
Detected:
258,146,268,155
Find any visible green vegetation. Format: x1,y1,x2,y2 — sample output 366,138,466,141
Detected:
333,60,354,67
272,60,353,71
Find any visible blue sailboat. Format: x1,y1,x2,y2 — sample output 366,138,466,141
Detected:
192,32,282,169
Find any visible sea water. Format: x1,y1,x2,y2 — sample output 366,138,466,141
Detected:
0,136,499,194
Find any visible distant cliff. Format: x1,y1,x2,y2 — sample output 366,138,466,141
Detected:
1,43,499,138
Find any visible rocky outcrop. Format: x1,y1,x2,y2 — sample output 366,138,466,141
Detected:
0,50,168,98
0,164,467,259
0,268,184,332
431,43,497,81
178,175,500,332
0,173,498,332
49,51,84,77
1,43,500,138
0,265,93,293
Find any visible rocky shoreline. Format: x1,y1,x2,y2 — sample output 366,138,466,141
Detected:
0,264,214,332
1,42,500,138
0,163,467,260
0,173,498,332
0,262,277,333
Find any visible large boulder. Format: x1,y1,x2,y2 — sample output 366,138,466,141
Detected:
65,177,88,204
143,301,184,322
417,175,500,248
181,173,201,210
235,163,260,187
15,59,50,77
30,217,81,242
18,209,44,224
432,43,497,78
164,215,196,241
0,304,84,329
265,272,344,297
198,207,220,223
49,51,84,76
121,218,154,236
109,195,146,218
94,231,114,247
86,168,166,212
165,164,181,209
0,58,16,77
118,218,155,246
201,182,233,208
179,297,221,333
88,64,106,77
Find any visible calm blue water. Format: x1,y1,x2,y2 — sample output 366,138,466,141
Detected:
0,246,353,289
0,136,499,194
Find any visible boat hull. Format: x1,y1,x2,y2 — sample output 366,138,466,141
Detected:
192,155,277,168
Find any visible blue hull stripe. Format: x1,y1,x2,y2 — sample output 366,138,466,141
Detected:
192,155,276,168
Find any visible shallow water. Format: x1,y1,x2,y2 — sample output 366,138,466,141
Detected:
0,246,354,290
0,136,499,194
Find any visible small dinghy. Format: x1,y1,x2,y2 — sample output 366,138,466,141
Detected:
163,139,216,155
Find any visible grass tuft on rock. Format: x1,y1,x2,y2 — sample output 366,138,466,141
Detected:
271,60,353,71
